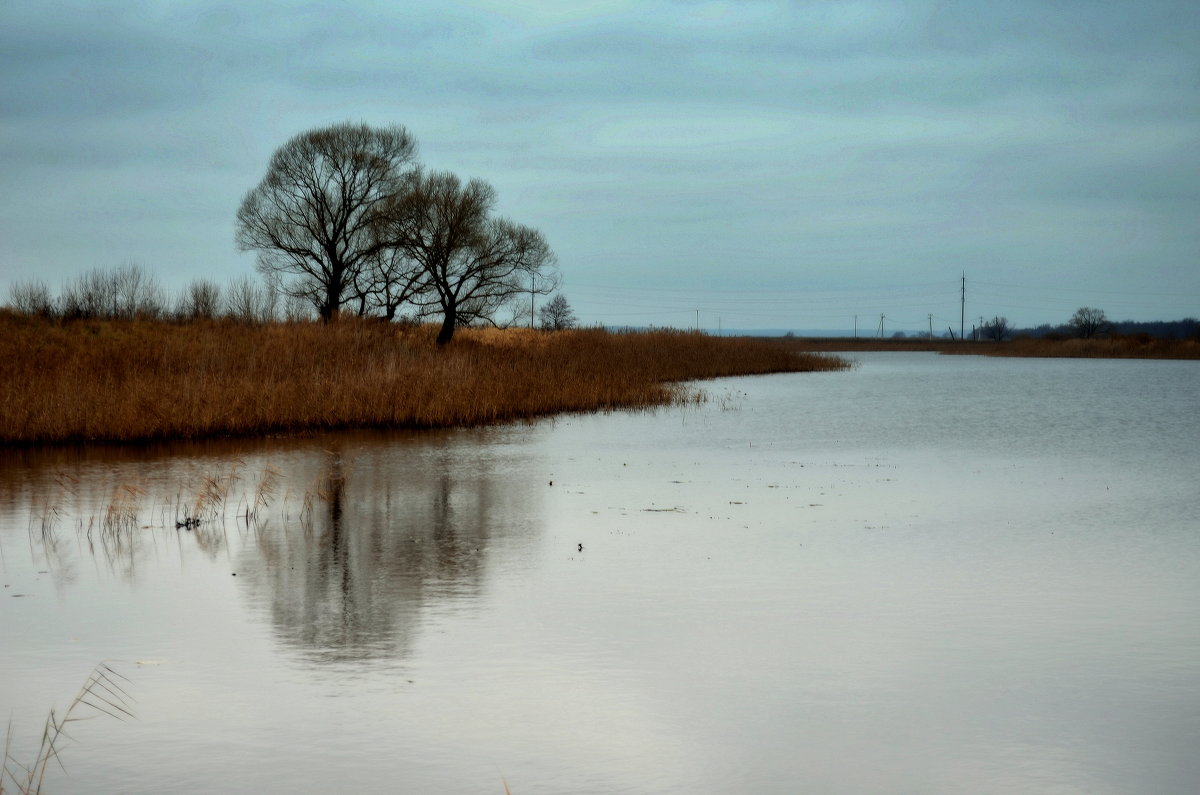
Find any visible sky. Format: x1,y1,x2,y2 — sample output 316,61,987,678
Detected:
2,0,1197,334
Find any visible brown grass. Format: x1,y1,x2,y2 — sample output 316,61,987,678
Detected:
775,335,1200,359
0,313,845,444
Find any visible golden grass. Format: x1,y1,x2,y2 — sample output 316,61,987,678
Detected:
0,313,845,444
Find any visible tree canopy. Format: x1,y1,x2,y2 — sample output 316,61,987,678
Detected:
236,123,418,322
539,294,577,331
1068,307,1109,338
237,123,556,340
982,316,1012,341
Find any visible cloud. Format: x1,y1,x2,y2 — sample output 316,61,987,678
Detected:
1,0,1197,326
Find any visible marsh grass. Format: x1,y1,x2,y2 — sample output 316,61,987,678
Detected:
101,485,143,535
1,664,132,795
0,314,844,444
979,335,1200,359
239,466,280,525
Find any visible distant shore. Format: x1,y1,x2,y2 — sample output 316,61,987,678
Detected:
774,335,1200,359
0,313,846,445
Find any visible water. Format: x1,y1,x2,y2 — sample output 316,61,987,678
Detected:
2,352,1198,793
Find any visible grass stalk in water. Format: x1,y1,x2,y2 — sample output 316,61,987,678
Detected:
1,663,133,795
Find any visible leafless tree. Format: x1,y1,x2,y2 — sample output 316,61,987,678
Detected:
8,278,54,317
225,275,276,323
1068,306,1109,338
982,315,1012,341
112,264,165,319
352,247,429,320
236,123,418,322
58,264,164,320
283,292,313,322
538,293,577,331
386,170,556,344
176,279,222,320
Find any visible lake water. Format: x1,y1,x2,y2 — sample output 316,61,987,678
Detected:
2,352,1198,794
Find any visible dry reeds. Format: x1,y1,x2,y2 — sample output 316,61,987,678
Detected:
0,314,845,444
1,663,132,795
973,335,1200,359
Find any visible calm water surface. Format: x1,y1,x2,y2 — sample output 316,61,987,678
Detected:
2,352,1198,793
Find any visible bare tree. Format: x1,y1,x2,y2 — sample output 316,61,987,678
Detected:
1068,306,1109,338
58,264,164,320
538,293,577,331
236,123,418,322
982,315,1012,341
225,275,275,323
176,279,222,320
386,170,556,344
353,247,429,320
452,217,556,329
112,264,164,319
283,292,313,322
8,279,54,317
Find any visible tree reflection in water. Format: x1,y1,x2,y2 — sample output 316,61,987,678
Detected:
0,428,544,666
237,437,540,665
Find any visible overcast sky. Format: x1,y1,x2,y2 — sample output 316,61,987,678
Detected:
2,0,1197,332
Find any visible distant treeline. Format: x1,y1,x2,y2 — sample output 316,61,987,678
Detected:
1019,318,1200,340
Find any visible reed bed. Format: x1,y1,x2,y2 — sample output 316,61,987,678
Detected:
0,313,844,444
965,335,1200,359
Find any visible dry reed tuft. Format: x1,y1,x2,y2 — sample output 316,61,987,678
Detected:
1,663,133,795
0,316,845,444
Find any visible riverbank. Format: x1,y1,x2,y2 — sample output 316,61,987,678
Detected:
0,313,845,444
777,335,1200,359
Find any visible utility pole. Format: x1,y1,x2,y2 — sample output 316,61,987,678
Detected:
853,315,857,339
928,314,933,340
960,273,965,342
529,273,537,329
695,309,700,331
878,313,885,338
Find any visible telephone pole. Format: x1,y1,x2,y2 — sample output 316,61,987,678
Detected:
529,272,539,329
928,314,933,340
960,273,965,342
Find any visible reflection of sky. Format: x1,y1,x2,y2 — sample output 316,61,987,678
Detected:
1,355,1199,791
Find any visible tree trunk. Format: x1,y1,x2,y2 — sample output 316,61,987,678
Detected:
321,273,342,323
436,312,456,345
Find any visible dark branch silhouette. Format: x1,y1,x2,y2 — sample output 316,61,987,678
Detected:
236,123,417,322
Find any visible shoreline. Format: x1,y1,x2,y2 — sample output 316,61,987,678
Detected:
0,315,846,446
773,335,1200,359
